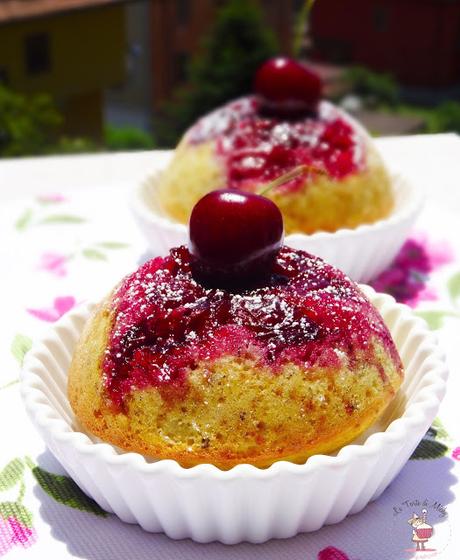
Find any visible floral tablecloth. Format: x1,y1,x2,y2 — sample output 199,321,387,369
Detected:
1,134,459,560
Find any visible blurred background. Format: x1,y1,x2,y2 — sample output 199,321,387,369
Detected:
1,0,459,158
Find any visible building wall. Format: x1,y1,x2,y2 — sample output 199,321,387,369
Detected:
0,5,126,138
310,0,460,87
150,0,298,108
107,0,152,107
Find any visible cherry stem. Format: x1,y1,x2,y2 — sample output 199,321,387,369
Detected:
258,164,326,196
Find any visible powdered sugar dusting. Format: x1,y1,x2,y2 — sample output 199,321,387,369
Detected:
103,246,400,407
186,97,365,192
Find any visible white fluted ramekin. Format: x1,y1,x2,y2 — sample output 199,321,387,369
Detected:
131,172,423,283
21,286,447,544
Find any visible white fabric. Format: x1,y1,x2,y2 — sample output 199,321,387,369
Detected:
0,135,459,559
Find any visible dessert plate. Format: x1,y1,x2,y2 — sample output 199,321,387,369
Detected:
21,286,447,543
131,172,423,283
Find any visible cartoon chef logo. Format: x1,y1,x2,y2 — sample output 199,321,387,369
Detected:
408,509,434,552
391,498,451,557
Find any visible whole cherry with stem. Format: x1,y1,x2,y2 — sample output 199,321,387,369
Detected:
189,165,322,290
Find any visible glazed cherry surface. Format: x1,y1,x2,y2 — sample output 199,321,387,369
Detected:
254,57,322,116
104,246,401,408
188,97,362,191
189,189,283,289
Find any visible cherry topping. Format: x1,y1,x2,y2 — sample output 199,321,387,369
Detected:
189,189,283,290
104,246,402,408
254,57,322,116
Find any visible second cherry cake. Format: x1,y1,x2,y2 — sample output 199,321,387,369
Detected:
155,57,394,235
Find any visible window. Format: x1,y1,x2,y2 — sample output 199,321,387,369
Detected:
24,33,51,75
373,6,389,32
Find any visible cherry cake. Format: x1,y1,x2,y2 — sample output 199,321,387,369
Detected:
68,188,403,469
155,57,394,235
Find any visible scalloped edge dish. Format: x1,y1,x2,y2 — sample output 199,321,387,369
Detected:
21,285,446,543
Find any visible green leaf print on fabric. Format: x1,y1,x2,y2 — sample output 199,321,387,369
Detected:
82,248,107,261
81,241,129,261
15,209,33,231
39,214,85,225
414,270,460,329
32,466,107,517
415,310,450,330
431,417,450,441
10,334,32,366
410,418,450,460
416,308,460,330
410,439,449,460
0,379,19,390
0,502,33,528
448,271,460,305
95,241,130,249
0,459,25,491
0,458,37,552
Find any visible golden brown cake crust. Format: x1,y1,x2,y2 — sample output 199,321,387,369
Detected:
157,140,393,236
68,297,402,469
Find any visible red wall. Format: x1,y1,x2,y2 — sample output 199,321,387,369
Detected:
311,0,460,87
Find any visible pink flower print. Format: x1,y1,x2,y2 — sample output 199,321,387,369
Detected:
0,517,37,556
27,296,76,322
37,252,68,277
452,447,460,461
371,235,454,307
318,547,351,560
0,517,14,556
8,517,36,548
393,234,453,273
36,193,67,203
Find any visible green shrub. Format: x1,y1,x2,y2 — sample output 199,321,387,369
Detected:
432,101,460,133
0,86,62,157
346,66,399,107
157,0,278,146
55,136,99,154
105,125,155,151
